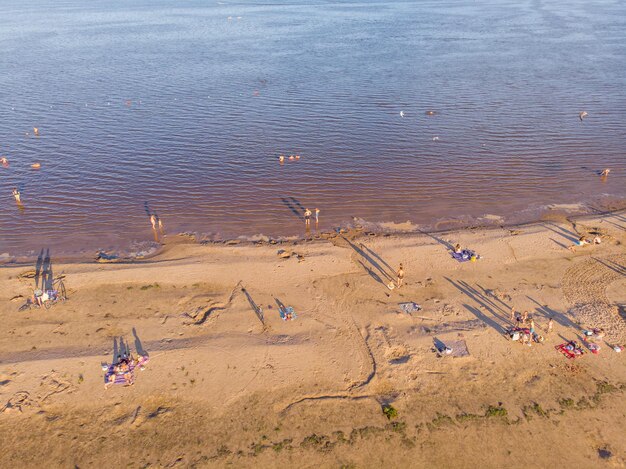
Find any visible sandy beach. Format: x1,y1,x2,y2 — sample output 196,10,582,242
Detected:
0,209,625,468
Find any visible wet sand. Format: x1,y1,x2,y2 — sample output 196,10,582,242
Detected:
1,210,625,467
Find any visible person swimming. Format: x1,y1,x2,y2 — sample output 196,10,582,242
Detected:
600,168,610,177
279,155,285,163
12,188,21,203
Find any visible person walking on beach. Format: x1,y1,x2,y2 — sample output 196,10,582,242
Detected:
547,317,553,334
304,208,312,226
315,208,320,225
396,264,405,288
510,307,516,324
529,317,536,338
12,188,21,203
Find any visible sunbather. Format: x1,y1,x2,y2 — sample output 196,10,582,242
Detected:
569,236,589,252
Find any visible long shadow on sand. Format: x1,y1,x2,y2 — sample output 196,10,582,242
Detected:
445,277,511,336
242,287,265,326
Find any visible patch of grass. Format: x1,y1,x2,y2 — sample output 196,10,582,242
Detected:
140,283,160,290
456,413,480,423
485,405,507,418
126,286,133,290
431,413,454,427
382,405,398,420
216,445,231,457
387,421,407,433
77,374,84,384
300,433,333,452
523,403,547,420
596,381,617,395
349,426,384,442
272,439,292,453
559,398,575,409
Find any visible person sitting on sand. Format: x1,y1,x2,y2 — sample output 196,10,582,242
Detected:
521,310,529,325
593,235,601,245
454,243,462,254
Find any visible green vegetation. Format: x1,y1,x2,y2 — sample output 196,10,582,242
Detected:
485,405,507,418
382,405,398,420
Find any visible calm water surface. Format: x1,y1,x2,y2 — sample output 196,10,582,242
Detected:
1,0,625,257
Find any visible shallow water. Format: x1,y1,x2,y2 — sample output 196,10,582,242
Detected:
1,0,625,257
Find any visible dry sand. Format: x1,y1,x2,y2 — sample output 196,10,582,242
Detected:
1,211,625,468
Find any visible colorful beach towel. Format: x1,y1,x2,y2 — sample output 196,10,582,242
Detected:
104,356,149,385
451,250,479,262
555,342,585,359
279,306,296,321
399,302,421,314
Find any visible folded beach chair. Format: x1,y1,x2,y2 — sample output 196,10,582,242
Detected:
279,306,297,321
399,302,421,314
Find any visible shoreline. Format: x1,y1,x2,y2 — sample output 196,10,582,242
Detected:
2,205,625,267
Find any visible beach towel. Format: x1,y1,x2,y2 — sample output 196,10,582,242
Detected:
399,302,421,314
104,356,149,385
583,339,601,354
451,250,479,262
434,338,470,357
555,342,584,359
279,306,297,321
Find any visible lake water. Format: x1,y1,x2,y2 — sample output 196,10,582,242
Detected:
1,0,625,258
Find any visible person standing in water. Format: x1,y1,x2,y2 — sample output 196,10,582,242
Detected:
315,208,320,225
12,188,21,203
396,264,405,288
158,218,164,234
304,208,312,226
150,214,157,230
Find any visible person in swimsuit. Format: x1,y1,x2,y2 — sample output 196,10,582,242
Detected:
150,214,157,230
547,317,553,334
569,236,589,252
600,168,610,177
315,208,320,224
12,188,21,203
454,243,462,254
396,264,405,288
304,208,312,226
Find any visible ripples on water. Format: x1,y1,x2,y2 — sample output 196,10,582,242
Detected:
0,0,625,257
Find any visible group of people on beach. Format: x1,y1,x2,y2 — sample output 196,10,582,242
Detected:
509,308,551,346
568,234,602,252
303,208,320,226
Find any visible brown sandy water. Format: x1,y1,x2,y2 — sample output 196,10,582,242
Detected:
1,0,625,258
